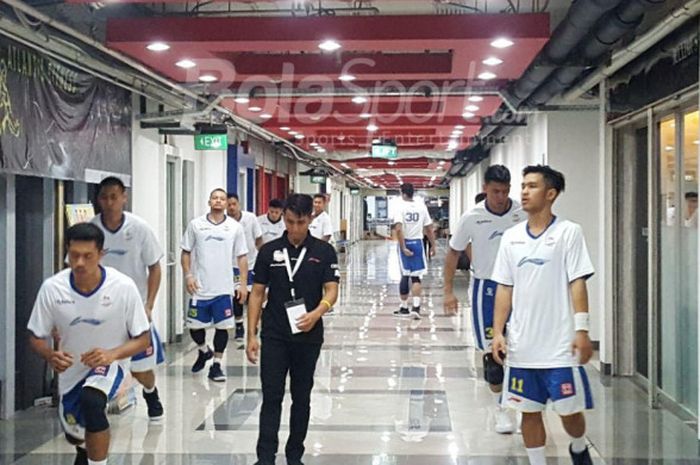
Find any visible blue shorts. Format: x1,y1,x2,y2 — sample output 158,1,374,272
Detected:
471,278,497,351
59,363,124,441
233,268,255,289
399,239,427,277
131,324,166,372
187,295,234,329
502,366,594,415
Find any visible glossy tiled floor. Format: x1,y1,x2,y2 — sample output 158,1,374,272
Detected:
2,240,699,465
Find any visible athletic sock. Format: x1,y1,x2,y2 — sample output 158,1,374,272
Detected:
491,390,502,407
570,435,586,454
88,459,107,465
412,296,421,308
213,356,223,365
198,344,208,353
526,446,546,465
400,299,408,309
143,385,156,394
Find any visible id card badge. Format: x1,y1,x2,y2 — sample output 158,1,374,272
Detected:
285,298,307,335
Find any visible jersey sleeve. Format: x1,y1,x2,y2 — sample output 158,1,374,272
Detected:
491,239,514,286
449,213,473,252
27,282,54,338
565,224,595,282
124,281,150,338
322,214,333,237
253,245,272,285
322,244,341,284
233,224,249,258
252,215,263,240
181,221,196,252
141,224,164,266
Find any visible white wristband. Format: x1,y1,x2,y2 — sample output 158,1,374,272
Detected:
574,312,590,332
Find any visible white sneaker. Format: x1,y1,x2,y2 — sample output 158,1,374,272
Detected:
494,407,516,434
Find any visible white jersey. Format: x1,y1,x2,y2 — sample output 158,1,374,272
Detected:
181,214,248,299
27,267,150,395
393,199,432,240
91,212,163,302
258,214,286,244
491,218,595,368
233,211,262,268
309,211,333,240
449,200,524,280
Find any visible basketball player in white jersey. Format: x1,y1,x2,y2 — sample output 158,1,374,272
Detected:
491,165,595,465
258,198,286,244
393,183,435,320
309,194,333,241
91,176,165,421
227,193,263,340
182,188,248,382
28,223,150,465
443,165,524,433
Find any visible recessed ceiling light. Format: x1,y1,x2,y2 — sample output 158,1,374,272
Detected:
482,57,504,66
372,138,381,144
309,115,322,121
310,142,319,147
360,113,372,119
463,112,475,119
280,126,291,131
468,96,484,102
175,59,196,69
198,75,218,83
367,124,378,132
452,130,463,136
147,42,170,52
339,74,356,82
478,72,497,80
388,161,396,166
431,176,437,181
665,145,674,151
234,97,250,104
319,40,341,52
438,160,446,165
352,96,368,104
491,38,514,49
260,113,272,119
465,105,480,112
248,106,262,112
454,125,465,130
295,134,305,139
288,130,298,135
316,148,327,153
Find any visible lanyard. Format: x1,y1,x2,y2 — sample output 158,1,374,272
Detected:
283,247,306,300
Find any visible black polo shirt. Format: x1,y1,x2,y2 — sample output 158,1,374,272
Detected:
253,231,339,344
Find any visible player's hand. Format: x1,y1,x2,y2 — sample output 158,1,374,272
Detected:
296,310,321,333
402,248,414,257
185,275,199,295
443,291,459,315
429,246,436,258
49,351,73,373
246,336,260,364
236,286,249,304
572,331,593,365
492,334,508,365
81,348,116,368
145,302,154,322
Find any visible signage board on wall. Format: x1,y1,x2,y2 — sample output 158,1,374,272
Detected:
195,134,228,150
310,175,326,184
65,204,95,226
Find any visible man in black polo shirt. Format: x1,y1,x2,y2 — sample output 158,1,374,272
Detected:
246,193,340,465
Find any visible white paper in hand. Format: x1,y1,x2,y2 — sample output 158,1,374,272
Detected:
285,300,307,334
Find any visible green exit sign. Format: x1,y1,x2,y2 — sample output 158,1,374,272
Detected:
194,134,228,150
310,175,327,184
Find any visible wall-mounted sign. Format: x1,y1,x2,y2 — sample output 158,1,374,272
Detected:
371,144,398,159
65,204,95,227
350,187,360,195
310,175,327,184
194,134,228,150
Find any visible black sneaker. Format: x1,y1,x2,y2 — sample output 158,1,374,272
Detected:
235,323,245,341
287,460,305,465
142,388,164,421
74,447,87,465
410,306,422,320
192,348,213,373
393,307,411,318
569,445,593,465
208,362,226,382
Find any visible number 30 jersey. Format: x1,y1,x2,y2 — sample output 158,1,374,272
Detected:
393,199,432,240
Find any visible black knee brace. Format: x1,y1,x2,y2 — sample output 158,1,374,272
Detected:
80,387,109,433
233,298,244,319
190,328,206,346
410,276,421,284
399,276,410,296
214,329,229,353
482,353,505,386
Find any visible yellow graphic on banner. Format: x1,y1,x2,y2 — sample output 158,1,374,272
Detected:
0,62,20,137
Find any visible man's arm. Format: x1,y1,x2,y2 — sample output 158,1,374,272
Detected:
491,284,513,365
466,243,472,262
236,255,249,303
570,278,593,364
395,223,411,256
296,281,339,332
181,250,198,295
29,335,73,373
424,223,436,256
81,331,150,368
443,247,462,314
255,236,264,250
145,262,161,318
246,283,266,364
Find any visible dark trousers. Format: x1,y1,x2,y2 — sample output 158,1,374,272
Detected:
256,337,322,463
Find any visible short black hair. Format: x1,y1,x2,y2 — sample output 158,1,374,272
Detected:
284,194,313,217
400,183,414,198
523,165,566,194
686,192,698,200
313,193,326,201
484,165,511,184
227,193,239,201
66,223,105,251
97,176,125,195
210,188,227,198
269,198,284,209
475,192,487,204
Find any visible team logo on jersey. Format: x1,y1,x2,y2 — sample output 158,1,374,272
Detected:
308,257,321,263
105,248,128,256
65,414,77,425
485,287,494,297
224,308,232,317
517,257,549,267
476,219,493,225
93,366,107,376
561,382,574,396
273,250,285,262
101,295,112,307
56,299,75,305
545,236,556,247
70,316,104,326
488,231,504,240
124,230,133,241
205,235,225,242
512,214,522,223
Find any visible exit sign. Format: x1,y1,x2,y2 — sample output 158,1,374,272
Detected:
194,134,228,150
310,175,327,184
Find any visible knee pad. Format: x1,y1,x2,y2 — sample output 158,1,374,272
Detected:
189,328,206,346
79,387,109,433
399,276,410,295
482,353,504,386
65,433,83,446
410,277,421,284
214,329,229,353
233,298,244,318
